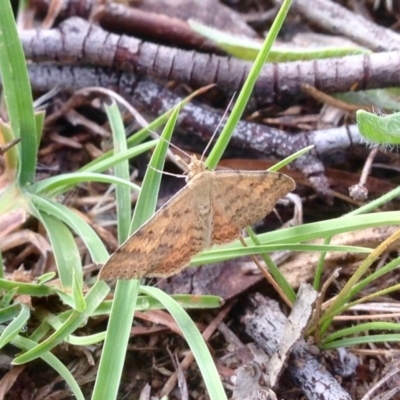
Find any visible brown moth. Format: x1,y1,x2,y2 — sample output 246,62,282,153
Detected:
99,156,295,280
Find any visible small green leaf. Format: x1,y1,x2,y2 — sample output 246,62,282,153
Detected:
36,272,57,284
357,109,400,145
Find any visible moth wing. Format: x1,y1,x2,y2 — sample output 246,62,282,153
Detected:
99,184,209,280
210,171,295,244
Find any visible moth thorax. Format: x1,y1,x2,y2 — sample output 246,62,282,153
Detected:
187,156,207,180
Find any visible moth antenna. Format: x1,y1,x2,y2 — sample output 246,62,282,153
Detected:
156,136,192,160
75,87,184,169
201,92,237,162
76,86,149,131
143,128,196,173
148,164,186,179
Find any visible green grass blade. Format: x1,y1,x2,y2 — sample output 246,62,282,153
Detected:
37,309,106,346
322,334,400,350
9,329,84,400
92,105,181,400
105,101,131,243
94,294,222,315
246,227,296,302
128,109,180,233
323,321,400,345
206,0,292,169
0,287,18,307
0,278,56,296
30,194,109,263
141,286,227,400
29,320,51,343
80,140,158,173
191,212,396,266
267,145,314,171
92,279,140,400
191,244,370,265
34,210,83,293
71,272,86,313
36,272,56,284
0,304,30,349
31,172,140,196
13,280,109,365
0,0,38,185
216,212,400,249
349,256,400,297
189,20,368,62
0,303,22,323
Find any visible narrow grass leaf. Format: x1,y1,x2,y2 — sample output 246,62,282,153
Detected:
0,287,18,307
0,304,30,349
189,20,368,62
34,111,45,144
36,272,56,284
0,1,38,185
30,194,109,263
80,140,158,173
347,186,400,216
94,294,222,316
0,278,56,296
0,303,21,323
31,172,140,197
267,145,314,172
106,101,131,243
93,105,181,400
72,271,86,313
33,209,83,294
229,212,400,249
67,332,106,346
246,227,296,302
192,243,370,266
322,334,400,350
349,256,400,298
319,228,400,335
206,0,292,169
13,280,110,364
130,106,181,232
8,329,84,400
35,310,106,346
29,320,51,343
323,322,400,345
142,286,227,400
